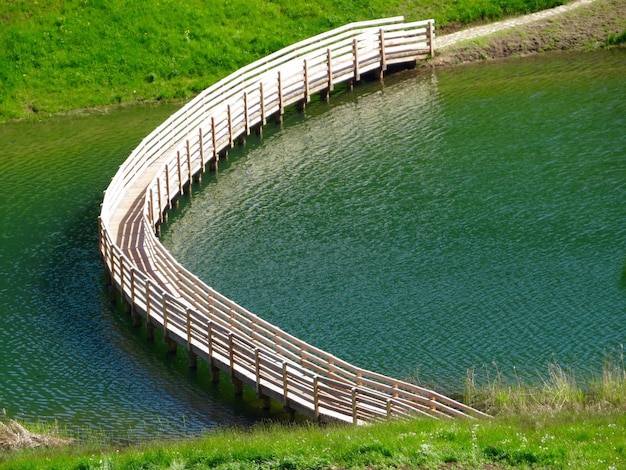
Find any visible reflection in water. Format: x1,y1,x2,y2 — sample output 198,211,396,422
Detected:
163,50,626,392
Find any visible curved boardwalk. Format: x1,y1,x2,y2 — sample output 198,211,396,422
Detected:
99,17,488,424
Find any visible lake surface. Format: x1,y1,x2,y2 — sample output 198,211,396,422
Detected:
0,105,276,443
162,49,626,392
0,49,624,441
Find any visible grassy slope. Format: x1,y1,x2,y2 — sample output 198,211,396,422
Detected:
0,0,565,121
1,411,625,469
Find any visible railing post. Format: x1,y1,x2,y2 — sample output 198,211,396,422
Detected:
256,348,271,410
428,20,435,57
229,333,243,395
129,266,135,316
352,38,360,82
108,242,115,286
313,375,320,420
303,59,310,103
148,188,155,229
326,48,333,93
198,127,205,175
207,321,220,384
351,387,358,425
243,91,250,136
97,216,105,262
255,348,262,394
186,139,192,195
156,177,163,223
277,70,284,122
187,308,197,369
429,393,436,411
379,28,387,78
145,278,152,323
207,321,213,360
282,362,289,407
259,82,266,125
119,255,125,297
176,150,183,197
211,116,218,165
162,291,168,335
186,308,192,346
144,279,154,334
228,333,235,376
227,104,234,148
108,243,117,303
165,165,171,211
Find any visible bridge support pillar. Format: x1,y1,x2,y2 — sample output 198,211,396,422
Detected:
166,337,177,354
103,268,112,285
145,320,154,340
210,362,220,384
283,406,295,422
108,285,117,303
188,350,198,369
254,123,263,138
232,377,243,396
257,391,271,411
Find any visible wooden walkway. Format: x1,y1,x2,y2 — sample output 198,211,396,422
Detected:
99,17,488,424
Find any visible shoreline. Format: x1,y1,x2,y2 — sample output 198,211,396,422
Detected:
3,0,624,124
429,0,625,66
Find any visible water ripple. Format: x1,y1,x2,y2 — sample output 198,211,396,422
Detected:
163,50,626,393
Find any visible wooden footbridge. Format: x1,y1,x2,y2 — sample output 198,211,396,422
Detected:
99,17,488,424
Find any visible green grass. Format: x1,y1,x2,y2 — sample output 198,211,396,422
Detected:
2,355,625,469
1,411,625,469
607,29,626,45
0,0,566,121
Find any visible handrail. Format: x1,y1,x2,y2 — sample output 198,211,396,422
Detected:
100,17,489,423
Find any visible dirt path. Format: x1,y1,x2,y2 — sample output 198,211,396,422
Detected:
431,0,626,65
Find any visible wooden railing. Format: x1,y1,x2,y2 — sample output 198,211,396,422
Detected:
99,17,489,423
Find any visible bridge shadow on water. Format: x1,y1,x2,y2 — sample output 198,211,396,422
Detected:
40,198,303,443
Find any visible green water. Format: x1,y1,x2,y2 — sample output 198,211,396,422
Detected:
162,49,626,392
0,105,269,443
0,50,624,441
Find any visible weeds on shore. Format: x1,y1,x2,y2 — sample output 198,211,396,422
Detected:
0,414,72,452
464,346,626,415
606,29,626,46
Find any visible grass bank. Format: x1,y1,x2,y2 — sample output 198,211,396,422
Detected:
1,411,625,469
2,357,625,469
1,0,570,122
